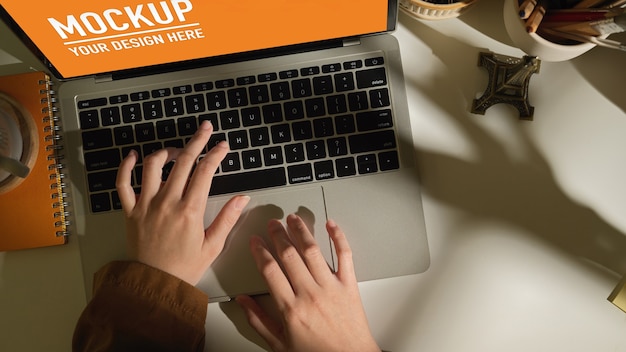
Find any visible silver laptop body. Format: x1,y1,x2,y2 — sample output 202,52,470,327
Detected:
1,0,429,302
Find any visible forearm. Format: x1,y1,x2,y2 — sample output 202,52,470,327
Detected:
73,261,208,352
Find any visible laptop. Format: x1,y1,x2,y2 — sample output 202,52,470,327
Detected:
0,0,429,302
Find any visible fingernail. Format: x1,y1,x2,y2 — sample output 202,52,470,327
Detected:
234,195,250,210
200,120,212,130
327,219,338,228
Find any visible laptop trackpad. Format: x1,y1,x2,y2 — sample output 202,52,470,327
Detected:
197,186,333,302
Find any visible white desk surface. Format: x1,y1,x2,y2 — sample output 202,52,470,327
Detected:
2,1,626,351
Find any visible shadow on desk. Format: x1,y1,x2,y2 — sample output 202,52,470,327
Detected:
399,12,626,275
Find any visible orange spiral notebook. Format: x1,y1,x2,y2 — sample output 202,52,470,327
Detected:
0,71,70,251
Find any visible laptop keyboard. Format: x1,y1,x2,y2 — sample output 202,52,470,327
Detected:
78,55,400,213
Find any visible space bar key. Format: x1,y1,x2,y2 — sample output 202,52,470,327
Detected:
208,167,287,196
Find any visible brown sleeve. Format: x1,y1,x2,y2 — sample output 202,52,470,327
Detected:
72,261,208,352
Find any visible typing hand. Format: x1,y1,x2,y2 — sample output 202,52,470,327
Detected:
236,214,380,352
116,120,250,285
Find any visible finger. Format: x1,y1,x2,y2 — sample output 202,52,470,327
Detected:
235,295,285,352
162,120,214,197
267,219,316,293
250,235,295,307
286,214,334,285
116,149,138,215
184,140,229,205
203,195,250,259
139,147,182,203
326,219,357,285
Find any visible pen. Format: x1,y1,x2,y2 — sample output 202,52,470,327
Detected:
574,0,607,8
543,8,624,22
605,0,626,8
541,27,626,50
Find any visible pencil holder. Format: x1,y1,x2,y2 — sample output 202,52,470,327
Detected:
399,0,478,20
503,0,597,61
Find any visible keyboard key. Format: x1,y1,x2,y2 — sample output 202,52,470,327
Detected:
220,110,240,130
336,157,356,177
151,88,171,98
348,130,396,154
334,72,355,92
241,107,262,127
209,167,286,196
250,127,270,147
258,72,278,82
300,66,320,76
208,133,226,150
284,143,305,163
357,154,378,174
369,88,390,108
130,91,150,101
237,75,256,85
322,63,341,73
216,79,235,89
262,104,283,124
306,140,326,160
78,98,107,109
249,85,270,104
82,129,113,150
177,116,198,136
185,94,206,113
270,82,291,101
284,101,304,120
334,114,355,134
143,101,163,119
305,98,325,118
365,57,385,67
227,88,249,107
271,124,291,144
194,82,213,92
227,130,248,150
135,122,156,142
164,139,184,149
379,151,399,171
292,79,312,98
263,146,284,166
164,97,184,116
174,85,192,94
327,137,348,157
356,109,393,131
242,149,262,169
114,126,135,145
88,170,117,192
79,110,99,129
207,91,227,110
348,91,369,111
122,146,142,164
356,67,387,88
109,94,129,104
100,107,121,126
122,103,142,123
288,164,313,184
314,160,334,180
84,149,121,171
313,117,334,137
326,94,347,115
279,69,298,79
221,152,241,172
292,121,312,141
90,192,111,212
313,76,333,95
156,120,176,139
199,113,219,130
143,142,163,157
343,60,363,70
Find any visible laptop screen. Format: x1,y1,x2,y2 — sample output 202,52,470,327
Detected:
0,0,393,79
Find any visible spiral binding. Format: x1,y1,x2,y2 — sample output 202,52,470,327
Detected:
40,77,71,237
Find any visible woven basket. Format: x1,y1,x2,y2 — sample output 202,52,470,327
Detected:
399,0,478,20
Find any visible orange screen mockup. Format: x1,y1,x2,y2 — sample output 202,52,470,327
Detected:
1,0,390,78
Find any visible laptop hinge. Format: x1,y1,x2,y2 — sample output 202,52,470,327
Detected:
94,74,113,83
342,38,361,47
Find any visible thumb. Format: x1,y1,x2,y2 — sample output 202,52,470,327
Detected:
235,295,285,351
